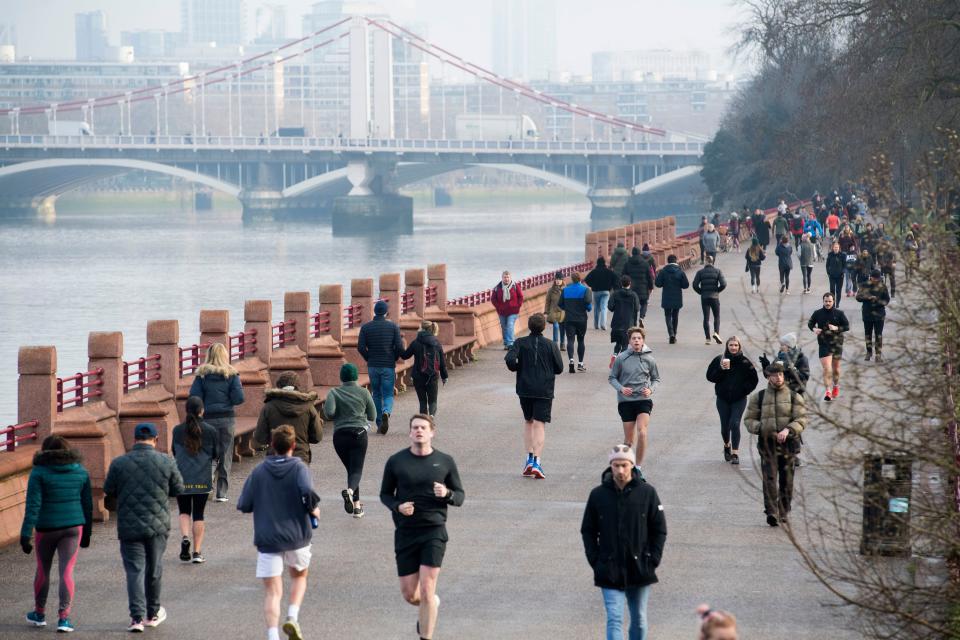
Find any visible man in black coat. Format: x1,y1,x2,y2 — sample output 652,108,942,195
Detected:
584,256,619,330
358,300,405,434
654,254,690,344
505,313,564,480
581,444,667,640
624,247,655,320
691,255,727,345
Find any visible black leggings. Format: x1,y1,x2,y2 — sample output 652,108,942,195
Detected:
414,377,440,416
176,494,209,521
663,308,680,338
802,265,813,290
716,397,747,450
333,427,368,500
749,264,761,286
779,266,791,289
828,274,844,301
701,298,720,337
565,321,587,361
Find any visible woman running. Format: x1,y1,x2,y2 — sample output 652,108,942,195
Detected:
172,396,220,563
706,336,759,465
745,238,765,294
808,292,850,401
324,363,376,518
21,435,93,632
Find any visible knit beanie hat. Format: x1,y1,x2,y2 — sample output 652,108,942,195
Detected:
339,363,358,382
608,444,637,465
642,243,651,253
374,300,388,316
779,333,798,349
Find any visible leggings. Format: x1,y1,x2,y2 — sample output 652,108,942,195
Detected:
749,264,761,286
779,265,791,289
701,298,720,337
716,397,747,450
333,427,368,501
34,526,81,617
414,377,440,416
801,265,813,290
565,321,587,362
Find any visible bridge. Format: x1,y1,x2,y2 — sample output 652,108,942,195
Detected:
0,16,705,227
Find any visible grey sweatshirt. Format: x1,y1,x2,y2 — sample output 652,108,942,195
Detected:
702,231,721,253
608,344,661,404
323,381,376,432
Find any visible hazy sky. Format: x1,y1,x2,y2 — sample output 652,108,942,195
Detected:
7,0,749,74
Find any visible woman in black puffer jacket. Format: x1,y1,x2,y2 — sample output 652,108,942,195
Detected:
705,336,759,465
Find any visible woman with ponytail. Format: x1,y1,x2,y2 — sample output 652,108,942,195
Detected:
171,396,220,563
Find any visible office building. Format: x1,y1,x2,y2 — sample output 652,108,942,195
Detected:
181,0,247,46
75,11,110,61
255,5,287,44
491,0,557,81
592,50,713,82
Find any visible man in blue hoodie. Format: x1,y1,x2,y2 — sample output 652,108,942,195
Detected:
238,425,319,640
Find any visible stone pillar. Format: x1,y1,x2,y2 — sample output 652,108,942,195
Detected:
319,284,343,345
425,264,454,346
18,346,57,443
405,268,426,317
379,273,401,324
625,225,635,252
147,320,179,396
199,310,230,348
667,216,677,240
427,264,448,312
585,232,599,262
88,332,124,413
244,300,273,366
308,285,346,387
284,292,311,353
351,279,374,325
606,229,617,256
268,292,313,391
615,227,627,251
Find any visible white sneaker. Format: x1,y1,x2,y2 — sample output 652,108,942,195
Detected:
214,497,229,503
144,607,166,628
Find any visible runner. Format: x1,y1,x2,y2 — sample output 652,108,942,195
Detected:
692,255,727,345
324,363,377,519
380,415,465,640
609,326,661,470
807,292,850,402
706,336,759,465
855,269,891,362
505,313,565,478
559,271,593,372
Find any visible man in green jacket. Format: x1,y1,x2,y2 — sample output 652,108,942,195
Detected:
104,423,184,632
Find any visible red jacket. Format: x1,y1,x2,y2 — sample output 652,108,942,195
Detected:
492,282,524,316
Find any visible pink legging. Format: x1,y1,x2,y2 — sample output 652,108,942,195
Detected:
34,526,81,617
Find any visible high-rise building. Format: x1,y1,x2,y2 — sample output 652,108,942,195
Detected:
75,11,110,61
0,24,16,47
255,5,287,44
121,30,180,60
592,50,713,82
491,0,557,82
181,0,247,46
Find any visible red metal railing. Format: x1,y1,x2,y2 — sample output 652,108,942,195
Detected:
178,342,210,377
446,261,592,307
57,368,104,411
310,311,332,337
2,420,39,452
123,354,162,392
271,320,297,349
425,285,439,306
343,304,363,330
229,330,258,361
401,290,415,314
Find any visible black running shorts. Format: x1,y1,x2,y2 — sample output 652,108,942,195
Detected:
519,397,553,423
395,528,447,576
617,400,653,422
818,341,843,359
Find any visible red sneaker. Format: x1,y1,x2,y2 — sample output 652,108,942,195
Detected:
831,385,839,398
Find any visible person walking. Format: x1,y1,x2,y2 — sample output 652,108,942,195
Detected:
585,257,618,330
401,321,449,417
697,215,709,264
254,371,321,462
609,327,661,469
608,275,641,361
751,209,771,249
774,235,793,294
838,227,860,297
825,241,846,304
772,212,789,246
544,272,566,349
727,213,741,252
20,435,93,633
745,238,766,294
856,269,891,362
826,208,841,240
609,242,629,277
701,224,721,263
380,414,465,640
103,423,184,632
171,396,220,564
706,336,759,465
692,255,727,345
875,239,897,298
623,248,654,322
324,363,377,519
655,254,690,344
759,333,810,396
491,270,524,350
559,272,593,372
807,292,850,402
789,210,804,249
744,362,807,527
580,444,667,640
799,233,815,294
903,232,920,281
237,425,320,640
804,211,824,260
506,313,565,478
358,299,405,434
188,342,244,502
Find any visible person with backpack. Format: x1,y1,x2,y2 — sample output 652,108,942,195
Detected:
324,363,377,519
559,272,594,373
505,313,565,479
655,254,690,344
744,362,807,527
171,396,220,564
401,320,449,417
706,336,759,465
585,257,619,331
608,275,641,362
544,272,566,349
692,255,727,345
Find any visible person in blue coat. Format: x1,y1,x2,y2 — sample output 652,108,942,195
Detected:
654,254,690,344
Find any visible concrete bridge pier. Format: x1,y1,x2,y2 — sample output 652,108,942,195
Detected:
239,162,285,222
586,164,636,222
331,159,413,235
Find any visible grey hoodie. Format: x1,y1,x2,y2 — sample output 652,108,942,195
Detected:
237,455,316,553
702,230,721,253
608,344,661,404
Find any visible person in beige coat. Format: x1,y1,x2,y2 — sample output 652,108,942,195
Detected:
743,361,806,527
543,272,566,349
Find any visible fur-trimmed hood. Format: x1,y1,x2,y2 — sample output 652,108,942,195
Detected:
33,448,83,467
195,362,239,378
264,387,319,417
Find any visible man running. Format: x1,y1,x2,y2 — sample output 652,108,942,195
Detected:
559,272,593,373
609,327,661,472
380,415,465,640
807,292,850,402
692,255,727,345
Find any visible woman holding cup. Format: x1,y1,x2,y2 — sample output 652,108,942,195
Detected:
705,336,759,464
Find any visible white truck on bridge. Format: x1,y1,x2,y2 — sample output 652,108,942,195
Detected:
46,120,92,136
454,114,538,141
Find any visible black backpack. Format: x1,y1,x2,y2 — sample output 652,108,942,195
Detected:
419,341,441,379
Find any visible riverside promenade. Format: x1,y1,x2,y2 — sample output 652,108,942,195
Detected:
0,247,862,639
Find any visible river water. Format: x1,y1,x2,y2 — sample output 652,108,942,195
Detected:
0,201,600,424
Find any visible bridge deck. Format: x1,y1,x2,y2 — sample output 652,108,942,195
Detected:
0,249,861,639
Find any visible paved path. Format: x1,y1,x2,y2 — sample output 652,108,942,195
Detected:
0,250,864,639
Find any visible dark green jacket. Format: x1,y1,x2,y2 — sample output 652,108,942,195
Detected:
323,381,376,432
104,443,184,540
21,449,93,537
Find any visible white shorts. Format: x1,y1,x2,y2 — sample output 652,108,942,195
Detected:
255,545,312,578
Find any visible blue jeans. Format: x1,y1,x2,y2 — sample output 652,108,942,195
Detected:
499,313,519,347
601,586,651,640
367,366,395,424
552,321,565,345
593,291,610,329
